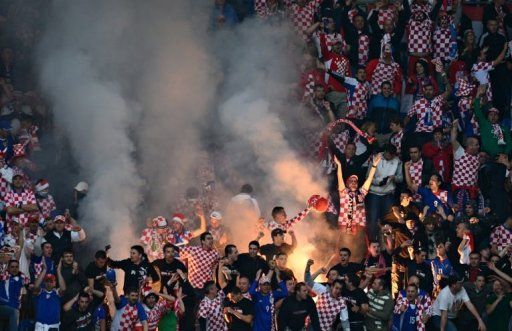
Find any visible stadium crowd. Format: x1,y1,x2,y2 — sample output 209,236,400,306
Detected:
0,0,512,330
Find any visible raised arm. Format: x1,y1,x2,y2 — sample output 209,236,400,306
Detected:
492,43,508,67
362,153,382,192
404,161,419,192
190,207,207,238
334,156,346,191
57,259,66,295
450,119,461,150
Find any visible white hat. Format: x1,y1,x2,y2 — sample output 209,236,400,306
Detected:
210,211,222,220
74,181,89,192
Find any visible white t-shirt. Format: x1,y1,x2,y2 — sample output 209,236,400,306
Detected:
431,286,470,319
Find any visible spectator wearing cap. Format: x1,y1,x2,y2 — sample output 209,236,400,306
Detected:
169,207,207,247
430,275,486,331
34,179,56,221
259,228,296,262
33,256,66,331
208,210,231,250
43,212,86,263
249,268,287,331
473,85,512,158
140,216,173,261
4,171,37,227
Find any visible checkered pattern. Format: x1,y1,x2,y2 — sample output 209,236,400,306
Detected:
338,188,368,230
490,225,512,253
0,271,29,286
390,130,404,156
394,290,432,331
331,131,350,154
169,230,193,247
179,245,220,289
119,302,141,331
358,33,370,66
345,79,370,120
408,96,445,133
323,32,346,52
347,8,358,24
316,291,347,331
255,0,276,18
36,195,56,220
409,159,424,200
369,61,401,95
198,292,228,331
407,19,433,54
452,148,479,187
285,0,322,40
140,228,174,260
265,207,311,231
138,300,171,331
377,7,397,28
4,189,37,227
411,3,433,15
433,27,454,61
325,55,351,92
0,175,10,199
471,62,493,102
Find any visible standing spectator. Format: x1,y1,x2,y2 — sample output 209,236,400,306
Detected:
343,273,369,331
236,240,269,282
62,291,96,330
460,274,491,331
229,183,261,220
485,279,512,331
111,287,148,331
430,275,486,331
392,283,430,331
33,259,66,331
0,259,29,331
140,216,173,261
490,216,512,256
277,282,321,330
367,81,401,134
151,243,187,292
366,277,394,331
404,145,435,202
316,278,350,331
366,43,403,97
179,232,220,291
108,245,159,293
44,214,86,263
249,270,287,331
4,172,38,227
198,280,227,331
430,241,455,292
329,247,363,277
34,178,56,220
259,228,296,262
406,247,434,294
422,127,452,184
223,286,254,331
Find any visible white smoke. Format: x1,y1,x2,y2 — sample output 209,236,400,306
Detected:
37,0,216,257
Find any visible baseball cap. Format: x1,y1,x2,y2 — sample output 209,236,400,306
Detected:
74,181,89,192
44,274,56,282
210,211,222,220
271,228,286,237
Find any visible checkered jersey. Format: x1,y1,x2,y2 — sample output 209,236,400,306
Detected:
4,189,37,226
394,290,432,331
179,246,220,289
490,225,512,253
458,96,479,135
118,302,142,331
330,131,350,154
408,96,445,133
369,61,401,95
265,207,311,231
390,130,404,156
452,146,479,187
433,27,455,61
358,33,370,65
140,228,174,261
36,195,56,220
0,175,10,200
316,292,347,331
338,188,368,229
285,0,322,40
471,62,493,102
198,292,227,331
409,159,424,200
410,2,432,15
139,300,171,331
407,19,433,54
344,77,370,120
324,55,351,92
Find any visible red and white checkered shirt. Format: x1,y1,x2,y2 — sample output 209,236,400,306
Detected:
369,61,401,95
179,246,220,289
4,189,37,227
0,175,10,200
357,33,370,66
324,55,351,92
471,62,493,102
407,18,433,54
409,159,424,201
36,194,56,220
285,0,322,40
140,228,174,261
390,130,404,156
433,26,455,61
118,302,142,331
338,188,368,230
198,292,228,331
265,207,311,231
138,300,171,331
410,2,433,15
408,96,445,133
490,225,512,253
452,146,479,188
394,290,432,331
316,291,348,331
344,77,370,120
331,131,350,154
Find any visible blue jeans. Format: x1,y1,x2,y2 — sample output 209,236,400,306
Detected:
0,305,19,331
365,193,395,240
431,315,458,331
